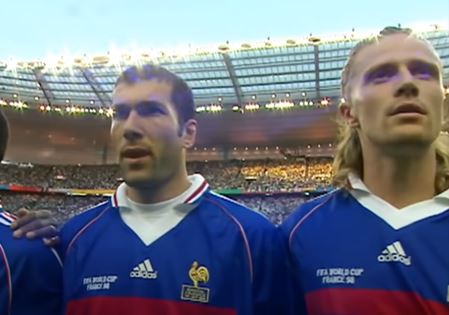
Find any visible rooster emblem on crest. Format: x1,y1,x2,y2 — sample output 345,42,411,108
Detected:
189,261,209,287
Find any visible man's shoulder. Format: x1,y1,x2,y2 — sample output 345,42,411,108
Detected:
0,227,62,269
59,200,112,254
202,191,276,233
63,200,111,230
0,212,52,256
281,189,342,234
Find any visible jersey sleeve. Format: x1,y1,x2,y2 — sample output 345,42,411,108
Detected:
251,224,304,315
242,216,305,315
57,202,110,261
279,197,334,315
13,246,63,315
279,219,308,315
0,232,63,315
218,193,307,315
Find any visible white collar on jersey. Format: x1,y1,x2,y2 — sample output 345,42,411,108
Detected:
348,173,449,230
111,174,209,209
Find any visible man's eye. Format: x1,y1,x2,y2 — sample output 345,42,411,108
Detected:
113,105,131,120
137,105,165,116
367,68,396,84
410,63,438,80
135,101,167,117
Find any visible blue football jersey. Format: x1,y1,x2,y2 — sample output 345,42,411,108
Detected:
60,175,293,315
0,211,62,315
281,183,449,315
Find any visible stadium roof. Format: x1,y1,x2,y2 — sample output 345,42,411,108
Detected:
0,24,448,112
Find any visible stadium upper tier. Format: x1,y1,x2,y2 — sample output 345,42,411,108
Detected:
0,26,448,110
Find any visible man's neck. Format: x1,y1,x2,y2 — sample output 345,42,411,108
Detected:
126,171,191,204
362,144,436,209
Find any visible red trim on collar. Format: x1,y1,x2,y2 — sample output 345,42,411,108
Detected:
111,175,209,207
112,193,119,208
184,180,208,204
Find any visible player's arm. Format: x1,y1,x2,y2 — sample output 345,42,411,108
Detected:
251,224,306,315
10,208,60,245
279,215,308,315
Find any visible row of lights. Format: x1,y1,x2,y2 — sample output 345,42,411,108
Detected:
37,101,329,115
38,105,113,116
234,146,280,151
252,92,302,100
0,99,29,109
192,144,334,151
195,99,329,114
4,85,447,117
212,92,307,104
196,92,311,113
265,101,294,110
8,83,449,107
193,146,281,151
1,96,328,116
239,99,332,112
196,104,223,113
10,91,314,104
11,94,97,106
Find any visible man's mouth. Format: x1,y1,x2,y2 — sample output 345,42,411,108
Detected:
389,103,427,116
121,147,152,160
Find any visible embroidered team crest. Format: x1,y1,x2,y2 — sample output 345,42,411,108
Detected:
181,261,210,303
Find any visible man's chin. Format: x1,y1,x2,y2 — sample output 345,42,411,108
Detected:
391,130,436,144
381,134,435,155
123,172,154,188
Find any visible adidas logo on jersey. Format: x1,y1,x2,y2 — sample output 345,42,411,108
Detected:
377,241,411,266
130,259,158,279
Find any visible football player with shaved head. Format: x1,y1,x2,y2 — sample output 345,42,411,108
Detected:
59,65,294,315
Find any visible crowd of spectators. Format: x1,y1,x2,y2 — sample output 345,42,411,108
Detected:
234,195,305,226
0,157,333,192
0,164,121,189
190,158,332,192
0,158,332,225
0,192,106,223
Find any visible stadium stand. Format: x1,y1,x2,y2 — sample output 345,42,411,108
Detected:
0,158,332,224
0,158,332,190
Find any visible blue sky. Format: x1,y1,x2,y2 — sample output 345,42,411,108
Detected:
1,0,448,60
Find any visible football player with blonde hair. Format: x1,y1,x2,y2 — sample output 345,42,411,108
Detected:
282,27,449,314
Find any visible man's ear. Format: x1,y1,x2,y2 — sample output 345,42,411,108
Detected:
181,119,197,149
339,103,359,128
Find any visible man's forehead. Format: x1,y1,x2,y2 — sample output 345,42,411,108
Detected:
112,80,174,104
352,34,441,76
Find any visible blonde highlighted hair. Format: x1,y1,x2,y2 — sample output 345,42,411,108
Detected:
332,26,449,193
